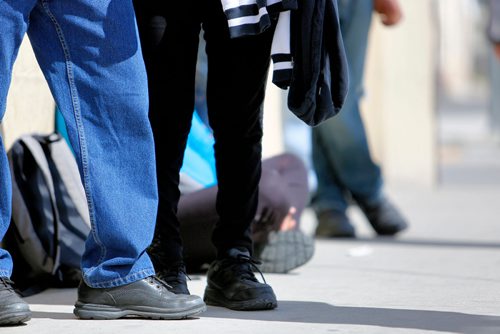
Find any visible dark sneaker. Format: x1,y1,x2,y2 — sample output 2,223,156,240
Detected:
0,278,31,326
255,230,315,273
315,209,356,238
156,262,190,295
148,230,190,295
73,275,206,320
204,248,277,311
357,196,408,236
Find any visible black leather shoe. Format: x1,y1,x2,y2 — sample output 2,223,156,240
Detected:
73,276,205,319
357,196,408,236
0,278,31,326
204,248,277,311
156,262,190,295
315,209,356,238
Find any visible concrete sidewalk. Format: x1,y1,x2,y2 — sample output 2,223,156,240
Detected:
8,185,500,334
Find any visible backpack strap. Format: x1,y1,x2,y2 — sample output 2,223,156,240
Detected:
18,134,62,275
46,135,90,228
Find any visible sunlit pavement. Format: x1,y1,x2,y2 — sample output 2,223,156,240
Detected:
10,185,500,334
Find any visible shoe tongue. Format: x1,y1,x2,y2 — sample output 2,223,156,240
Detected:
227,247,250,259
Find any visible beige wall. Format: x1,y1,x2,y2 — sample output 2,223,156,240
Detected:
363,0,438,187
2,38,55,149
262,76,285,159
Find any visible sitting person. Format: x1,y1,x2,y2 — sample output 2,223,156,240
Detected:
162,112,315,276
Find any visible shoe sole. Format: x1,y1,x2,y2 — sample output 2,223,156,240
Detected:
258,230,315,273
73,302,206,320
204,287,277,311
0,311,31,326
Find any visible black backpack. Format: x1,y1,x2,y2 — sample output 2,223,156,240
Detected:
3,133,90,296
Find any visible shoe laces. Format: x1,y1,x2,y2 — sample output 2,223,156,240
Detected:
146,275,174,291
0,277,15,292
157,263,191,284
228,253,267,284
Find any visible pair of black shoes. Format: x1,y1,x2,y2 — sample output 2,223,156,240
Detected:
316,195,408,238
156,248,277,311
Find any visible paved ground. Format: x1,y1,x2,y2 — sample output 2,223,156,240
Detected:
5,184,500,334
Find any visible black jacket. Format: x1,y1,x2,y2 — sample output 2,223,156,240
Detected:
288,0,349,126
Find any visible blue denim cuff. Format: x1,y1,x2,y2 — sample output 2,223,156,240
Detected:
83,268,155,289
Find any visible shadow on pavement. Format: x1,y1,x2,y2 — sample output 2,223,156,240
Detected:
31,311,74,320
325,237,500,249
203,301,500,333
25,299,500,333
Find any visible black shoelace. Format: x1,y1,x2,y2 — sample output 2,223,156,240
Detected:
158,263,191,284
231,253,267,284
146,275,174,290
0,277,16,292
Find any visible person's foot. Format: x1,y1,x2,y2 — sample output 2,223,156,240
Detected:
156,262,190,295
73,276,206,320
0,278,31,326
357,196,408,236
255,230,315,273
315,209,356,238
204,248,277,311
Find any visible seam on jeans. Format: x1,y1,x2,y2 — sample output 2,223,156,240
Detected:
39,0,106,265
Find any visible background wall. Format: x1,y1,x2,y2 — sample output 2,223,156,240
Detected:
362,0,438,187
2,38,55,149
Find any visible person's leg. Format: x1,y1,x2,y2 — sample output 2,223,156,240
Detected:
133,0,201,295
312,0,378,237
134,0,200,272
204,6,273,257
28,0,157,288
201,0,277,310
0,0,36,325
312,0,407,237
27,0,204,318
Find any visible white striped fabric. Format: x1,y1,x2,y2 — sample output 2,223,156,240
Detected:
227,6,269,27
220,0,294,89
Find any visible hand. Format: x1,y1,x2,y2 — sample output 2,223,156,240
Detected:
280,207,297,231
374,0,403,26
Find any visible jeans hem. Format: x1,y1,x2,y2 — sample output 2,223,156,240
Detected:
83,268,155,288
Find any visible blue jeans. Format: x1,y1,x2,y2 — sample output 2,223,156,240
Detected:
312,0,383,214
0,0,158,288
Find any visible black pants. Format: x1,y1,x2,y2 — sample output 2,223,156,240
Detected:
134,1,276,264
178,154,309,271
